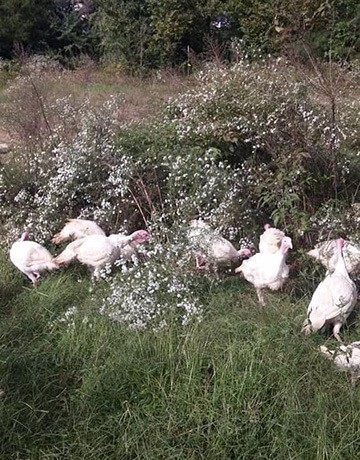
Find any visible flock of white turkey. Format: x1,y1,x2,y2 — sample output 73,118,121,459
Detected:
9,222,150,283
7,218,360,385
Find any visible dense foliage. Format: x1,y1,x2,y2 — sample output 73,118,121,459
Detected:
0,0,359,68
0,0,54,58
2,56,359,245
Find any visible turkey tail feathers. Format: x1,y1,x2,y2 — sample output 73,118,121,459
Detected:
54,240,83,266
54,249,75,266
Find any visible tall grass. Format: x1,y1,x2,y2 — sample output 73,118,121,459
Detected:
1,248,360,459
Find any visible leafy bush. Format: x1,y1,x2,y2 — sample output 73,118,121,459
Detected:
1,57,359,248
163,57,360,238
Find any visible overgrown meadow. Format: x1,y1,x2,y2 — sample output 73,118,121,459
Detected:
0,55,360,459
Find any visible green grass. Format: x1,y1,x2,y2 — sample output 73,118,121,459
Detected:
1,249,360,459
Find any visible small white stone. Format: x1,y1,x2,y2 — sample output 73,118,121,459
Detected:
0,143,9,154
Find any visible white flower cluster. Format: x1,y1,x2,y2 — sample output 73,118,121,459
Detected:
310,201,360,240
163,58,360,238
99,236,203,330
50,305,92,330
0,94,127,243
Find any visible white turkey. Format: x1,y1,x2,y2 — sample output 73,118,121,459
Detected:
235,236,293,305
302,238,357,342
259,224,285,254
307,239,360,275
51,218,105,244
51,218,144,262
188,219,251,271
54,230,150,279
9,231,58,285
320,342,360,386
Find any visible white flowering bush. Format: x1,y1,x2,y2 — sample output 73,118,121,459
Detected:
0,93,125,242
1,57,359,248
44,229,206,331
309,201,360,241
96,232,205,329
0,99,255,245
162,57,360,238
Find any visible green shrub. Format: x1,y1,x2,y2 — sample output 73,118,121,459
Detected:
163,57,360,238
1,57,359,247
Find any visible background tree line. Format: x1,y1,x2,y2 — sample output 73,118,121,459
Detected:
0,0,359,69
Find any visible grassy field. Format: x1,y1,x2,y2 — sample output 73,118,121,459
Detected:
1,246,360,459
0,65,187,147
1,62,360,459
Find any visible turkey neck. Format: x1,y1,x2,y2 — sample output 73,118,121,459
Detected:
21,231,30,241
279,241,290,256
335,238,349,278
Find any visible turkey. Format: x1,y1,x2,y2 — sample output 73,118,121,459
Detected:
51,218,144,262
307,239,360,275
188,220,251,272
10,231,58,285
51,218,105,244
302,238,357,342
259,224,285,254
320,342,360,386
54,230,150,279
235,236,293,305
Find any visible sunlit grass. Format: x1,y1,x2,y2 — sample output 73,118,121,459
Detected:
1,248,360,459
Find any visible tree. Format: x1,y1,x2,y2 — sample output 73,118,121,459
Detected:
0,0,55,58
94,0,154,71
49,1,99,64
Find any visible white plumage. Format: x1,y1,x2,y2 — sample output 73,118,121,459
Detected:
307,239,360,275
302,238,357,342
54,230,150,279
320,342,360,386
188,220,251,271
235,236,293,305
51,218,143,262
259,224,285,254
108,231,150,262
52,218,105,244
10,231,58,285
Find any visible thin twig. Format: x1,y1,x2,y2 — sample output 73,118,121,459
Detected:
127,186,148,227
136,174,156,215
28,76,52,136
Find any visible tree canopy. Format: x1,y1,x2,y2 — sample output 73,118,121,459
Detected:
0,0,359,67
